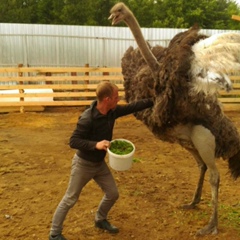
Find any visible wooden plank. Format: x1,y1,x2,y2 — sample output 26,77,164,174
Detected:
222,104,240,111
0,84,125,90
232,83,240,88
230,76,240,81
232,15,240,22
0,100,236,109
0,67,122,73
0,106,45,113
219,90,240,95
0,75,124,82
219,98,240,103
0,91,125,98
0,75,239,84
0,100,127,106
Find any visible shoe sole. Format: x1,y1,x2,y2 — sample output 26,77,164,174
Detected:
95,226,119,234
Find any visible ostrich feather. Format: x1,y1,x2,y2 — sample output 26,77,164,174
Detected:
191,33,240,94
194,32,240,48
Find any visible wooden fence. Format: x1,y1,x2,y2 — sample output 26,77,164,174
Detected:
218,75,240,111
0,65,240,112
0,65,125,112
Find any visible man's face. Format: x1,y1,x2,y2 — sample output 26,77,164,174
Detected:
107,89,119,110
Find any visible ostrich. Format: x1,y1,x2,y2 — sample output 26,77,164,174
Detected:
108,2,240,236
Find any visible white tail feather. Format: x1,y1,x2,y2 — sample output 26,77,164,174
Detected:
190,32,240,94
194,32,240,49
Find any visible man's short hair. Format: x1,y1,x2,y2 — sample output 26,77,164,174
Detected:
96,81,118,102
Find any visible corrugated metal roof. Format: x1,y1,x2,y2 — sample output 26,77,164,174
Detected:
0,23,239,67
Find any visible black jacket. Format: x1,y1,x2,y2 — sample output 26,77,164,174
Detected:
70,99,153,162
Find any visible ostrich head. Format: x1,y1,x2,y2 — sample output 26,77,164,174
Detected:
108,2,132,25
109,2,160,78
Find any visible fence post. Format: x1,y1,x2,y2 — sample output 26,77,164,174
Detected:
85,63,89,100
85,63,89,84
103,68,109,83
46,72,52,84
18,63,25,113
71,71,77,85
71,71,77,100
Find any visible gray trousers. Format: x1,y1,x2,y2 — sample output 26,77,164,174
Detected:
50,154,119,236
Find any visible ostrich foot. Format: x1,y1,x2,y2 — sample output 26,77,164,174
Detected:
196,222,218,236
181,203,197,210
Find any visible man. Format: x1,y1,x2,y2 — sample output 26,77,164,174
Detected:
49,81,153,240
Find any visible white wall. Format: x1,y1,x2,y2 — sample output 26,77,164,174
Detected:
0,23,239,67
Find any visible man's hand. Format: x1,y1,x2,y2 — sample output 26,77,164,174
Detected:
96,140,111,151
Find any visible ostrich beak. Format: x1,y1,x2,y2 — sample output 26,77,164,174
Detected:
108,13,120,25
108,14,116,25
108,14,114,25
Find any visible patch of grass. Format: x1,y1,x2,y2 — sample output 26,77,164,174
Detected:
188,202,240,231
219,204,240,231
133,158,142,163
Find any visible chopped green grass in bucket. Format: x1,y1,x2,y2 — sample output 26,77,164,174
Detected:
109,140,134,155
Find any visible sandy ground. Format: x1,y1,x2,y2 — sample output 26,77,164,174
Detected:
0,107,240,240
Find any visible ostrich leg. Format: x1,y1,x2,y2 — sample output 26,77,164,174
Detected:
182,148,207,209
197,166,219,236
190,125,219,235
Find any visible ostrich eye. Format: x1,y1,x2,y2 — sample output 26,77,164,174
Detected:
118,8,122,13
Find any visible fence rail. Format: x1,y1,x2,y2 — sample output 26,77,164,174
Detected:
0,65,240,112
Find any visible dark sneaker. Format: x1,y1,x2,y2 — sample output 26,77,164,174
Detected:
95,219,119,233
49,234,67,240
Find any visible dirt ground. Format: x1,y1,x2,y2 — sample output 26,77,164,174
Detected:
0,107,240,240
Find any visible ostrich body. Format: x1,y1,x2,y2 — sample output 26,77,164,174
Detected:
109,2,240,236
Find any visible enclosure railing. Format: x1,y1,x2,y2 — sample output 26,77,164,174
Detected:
0,64,125,112
218,75,240,111
0,64,240,112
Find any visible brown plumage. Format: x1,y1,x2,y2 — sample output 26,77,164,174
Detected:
109,2,240,236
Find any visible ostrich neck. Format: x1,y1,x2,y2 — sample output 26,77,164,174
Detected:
125,16,160,74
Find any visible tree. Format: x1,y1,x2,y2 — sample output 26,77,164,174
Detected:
152,0,240,29
0,0,38,23
36,0,65,24
0,0,239,29
95,0,116,26
61,0,97,25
